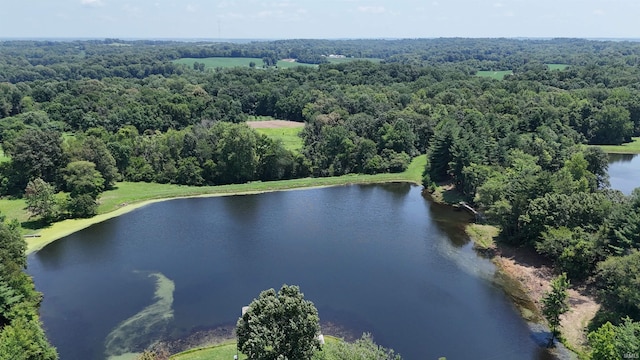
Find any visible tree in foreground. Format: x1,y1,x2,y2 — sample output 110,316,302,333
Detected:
237,284,321,360
589,318,640,360
542,273,570,345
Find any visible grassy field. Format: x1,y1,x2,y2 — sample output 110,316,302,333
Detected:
254,126,304,152
547,63,570,70
170,341,246,360
170,337,342,360
465,224,499,250
1,155,426,253
173,57,317,69
475,70,513,80
594,137,640,154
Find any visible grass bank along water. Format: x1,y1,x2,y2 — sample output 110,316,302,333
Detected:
11,155,426,254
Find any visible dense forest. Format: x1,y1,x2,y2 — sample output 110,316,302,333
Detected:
2,38,640,358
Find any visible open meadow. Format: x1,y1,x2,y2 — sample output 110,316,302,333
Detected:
595,137,640,153
247,119,305,152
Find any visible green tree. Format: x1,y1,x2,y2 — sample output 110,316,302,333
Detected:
66,135,119,189
589,318,640,360
237,285,321,360
24,178,57,224
0,317,58,360
6,129,67,194
588,322,618,360
62,161,104,198
595,251,640,319
542,273,570,343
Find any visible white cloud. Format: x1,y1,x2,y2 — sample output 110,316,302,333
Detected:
357,6,385,14
81,0,104,7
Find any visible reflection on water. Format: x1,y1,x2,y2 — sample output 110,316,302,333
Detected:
608,153,640,195
29,184,554,360
608,153,636,164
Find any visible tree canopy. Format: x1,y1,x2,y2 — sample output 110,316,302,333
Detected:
237,285,321,360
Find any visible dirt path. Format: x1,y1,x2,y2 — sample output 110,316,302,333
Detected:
494,244,599,351
246,120,304,128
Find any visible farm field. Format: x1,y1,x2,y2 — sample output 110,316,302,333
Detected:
247,119,304,152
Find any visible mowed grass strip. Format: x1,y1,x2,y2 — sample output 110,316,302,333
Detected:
475,70,513,80
5,155,427,253
254,126,304,152
594,137,640,154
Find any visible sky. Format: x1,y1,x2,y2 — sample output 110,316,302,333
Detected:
1,0,639,40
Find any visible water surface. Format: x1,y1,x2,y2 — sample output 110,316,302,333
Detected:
28,184,552,359
608,153,640,194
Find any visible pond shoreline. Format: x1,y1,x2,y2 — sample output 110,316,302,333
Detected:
424,185,595,359
29,177,587,359
26,180,419,254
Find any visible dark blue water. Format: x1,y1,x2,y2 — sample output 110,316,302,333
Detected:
608,153,640,195
28,184,552,360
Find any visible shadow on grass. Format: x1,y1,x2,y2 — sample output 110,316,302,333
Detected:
441,187,466,204
21,219,52,231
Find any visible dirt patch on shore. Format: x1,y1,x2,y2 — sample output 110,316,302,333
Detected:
494,244,599,351
247,120,304,128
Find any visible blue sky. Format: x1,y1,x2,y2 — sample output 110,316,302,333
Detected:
2,0,639,39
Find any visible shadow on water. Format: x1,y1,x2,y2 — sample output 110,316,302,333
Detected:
428,201,475,247
608,153,636,164
220,192,262,221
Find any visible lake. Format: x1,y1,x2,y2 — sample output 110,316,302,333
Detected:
608,153,640,195
28,183,553,359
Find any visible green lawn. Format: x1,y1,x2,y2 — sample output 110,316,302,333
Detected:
1,155,426,253
475,70,513,80
594,137,640,154
547,63,570,71
170,341,246,360
170,337,343,360
254,127,304,152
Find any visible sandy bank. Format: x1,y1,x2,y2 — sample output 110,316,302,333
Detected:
492,243,599,354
